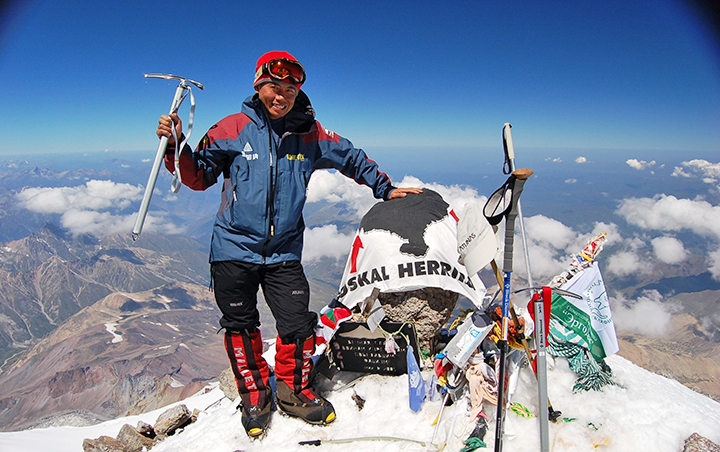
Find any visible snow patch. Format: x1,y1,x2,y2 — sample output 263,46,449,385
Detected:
158,296,172,310
104,323,122,344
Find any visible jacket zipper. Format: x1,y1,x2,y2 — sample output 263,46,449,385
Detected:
261,127,277,263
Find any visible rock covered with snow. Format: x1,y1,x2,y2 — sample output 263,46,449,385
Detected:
684,432,720,452
153,404,192,438
116,424,155,451
82,403,197,452
81,435,125,452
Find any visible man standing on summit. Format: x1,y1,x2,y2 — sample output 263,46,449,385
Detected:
156,51,421,438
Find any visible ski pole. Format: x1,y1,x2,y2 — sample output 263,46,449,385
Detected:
131,74,203,241
491,167,532,452
504,123,555,452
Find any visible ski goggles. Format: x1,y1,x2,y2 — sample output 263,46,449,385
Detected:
255,58,306,85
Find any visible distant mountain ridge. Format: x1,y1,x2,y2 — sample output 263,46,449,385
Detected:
0,223,211,371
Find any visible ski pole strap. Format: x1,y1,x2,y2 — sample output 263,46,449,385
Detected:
482,168,534,226
483,174,516,226
503,169,531,273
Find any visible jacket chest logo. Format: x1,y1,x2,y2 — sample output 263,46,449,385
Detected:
241,142,258,160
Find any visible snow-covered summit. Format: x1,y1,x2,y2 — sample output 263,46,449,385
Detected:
1,354,719,452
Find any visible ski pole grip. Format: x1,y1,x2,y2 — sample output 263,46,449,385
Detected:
298,440,322,446
503,168,532,273
513,167,533,181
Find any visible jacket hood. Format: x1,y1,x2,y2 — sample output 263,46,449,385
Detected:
244,90,316,134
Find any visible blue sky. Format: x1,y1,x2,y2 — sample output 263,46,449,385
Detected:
0,0,719,158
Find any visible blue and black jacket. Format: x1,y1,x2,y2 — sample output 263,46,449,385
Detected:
166,91,396,265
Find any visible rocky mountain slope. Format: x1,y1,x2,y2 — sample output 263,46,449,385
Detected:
0,282,227,431
618,313,720,402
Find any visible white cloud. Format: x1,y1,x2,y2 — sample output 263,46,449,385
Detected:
626,159,656,171
306,171,379,219
575,156,587,164
16,180,142,214
671,159,720,189
565,178,577,184
302,224,355,262
398,176,485,216
524,215,576,250
60,209,134,236
708,248,720,280
614,194,720,277
522,241,567,282
507,215,617,282
651,236,688,264
671,166,692,178
606,250,653,276
306,171,485,219
15,180,182,237
610,290,674,337
617,195,720,238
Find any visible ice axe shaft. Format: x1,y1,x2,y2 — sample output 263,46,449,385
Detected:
131,74,203,241
299,436,431,448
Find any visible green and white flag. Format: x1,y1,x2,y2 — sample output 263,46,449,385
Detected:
550,264,619,361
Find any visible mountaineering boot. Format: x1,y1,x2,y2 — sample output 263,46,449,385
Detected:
224,330,272,438
274,335,336,425
239,391,271,439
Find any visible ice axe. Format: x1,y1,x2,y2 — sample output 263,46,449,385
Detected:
488,260,564,423
131,74,204,241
